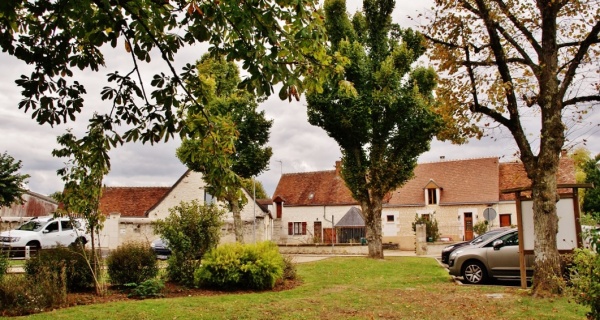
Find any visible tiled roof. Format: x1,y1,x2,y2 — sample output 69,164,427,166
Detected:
387,157,500,206
99,187,171,217
499,158,576,201
272,169,357,206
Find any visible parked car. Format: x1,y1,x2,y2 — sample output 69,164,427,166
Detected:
150,238,171,260
440,228,510,264
0,216,89,256
447,228,534,284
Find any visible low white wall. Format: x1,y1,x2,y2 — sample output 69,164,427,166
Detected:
278,244,369,255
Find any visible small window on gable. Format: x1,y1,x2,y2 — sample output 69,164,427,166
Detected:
427,188,437,205
386,215,394,222
204,190,215,205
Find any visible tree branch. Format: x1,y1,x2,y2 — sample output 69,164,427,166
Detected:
559,20,600,102
491,0,542,55
563,95,600,107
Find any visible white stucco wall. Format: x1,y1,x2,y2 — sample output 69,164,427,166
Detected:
277,205,358,244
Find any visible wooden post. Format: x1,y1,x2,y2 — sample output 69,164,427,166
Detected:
515,191,527,289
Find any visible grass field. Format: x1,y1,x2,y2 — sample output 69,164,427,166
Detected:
7,256,588,319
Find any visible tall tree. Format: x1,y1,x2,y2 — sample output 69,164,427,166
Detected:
424,0,600,295
306,0,441,258
582,154,600,220
0,152,30,208
0,0,331,176
177,55,273,243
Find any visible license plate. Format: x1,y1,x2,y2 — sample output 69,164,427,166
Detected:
157,255,168,260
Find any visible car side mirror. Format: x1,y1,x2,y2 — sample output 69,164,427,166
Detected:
43,230,49,234
492,239,504,250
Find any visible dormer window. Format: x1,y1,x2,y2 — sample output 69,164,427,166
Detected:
427,188,437,205
423,179,442,206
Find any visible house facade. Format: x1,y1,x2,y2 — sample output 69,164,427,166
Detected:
97,170,273,249
272,157,575,250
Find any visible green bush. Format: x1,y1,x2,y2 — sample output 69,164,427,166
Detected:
106,242,158,286
24,246,96,292
126,278,165,299
0,267,67,316
153,201,224,285
166,252,199,286
195,241,284,290
569,248,600,319
473,220,490,236
411,214,441,242
0,252,9,281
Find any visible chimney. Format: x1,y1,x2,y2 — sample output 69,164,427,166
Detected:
561,149,567,158
335,161,342,176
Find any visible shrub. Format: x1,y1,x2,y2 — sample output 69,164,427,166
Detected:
126,278,165,299
0,267,67,316
153,201,224,285
411,214,441,242
568,248,600,319
195,241,284,290
473,220,490,236
0,252,9,281
282,255,297,280
24,246,95,292
106,242,158,286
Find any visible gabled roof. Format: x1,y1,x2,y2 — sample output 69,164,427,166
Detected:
272,169,357,206
387,157,500,206
99,187,170,217
499,157,575,201
335,207,365,227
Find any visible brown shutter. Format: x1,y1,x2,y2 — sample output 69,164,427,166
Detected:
288,222,293,235
302,222,307,235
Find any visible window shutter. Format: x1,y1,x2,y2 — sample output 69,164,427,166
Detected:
302,222,307,235
288,222,293,235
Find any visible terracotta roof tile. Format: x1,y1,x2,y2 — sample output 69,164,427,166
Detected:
99,187,170,217
272,170,357,206
499,158,576,201
388,157,500,206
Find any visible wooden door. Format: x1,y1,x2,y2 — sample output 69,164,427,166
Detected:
323,228,337,244
314,221,322,243
464,212,473,241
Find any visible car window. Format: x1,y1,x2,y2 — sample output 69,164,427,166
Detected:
45,221,59,233
470,229,505,244
17,221,44,232
61,220,73,231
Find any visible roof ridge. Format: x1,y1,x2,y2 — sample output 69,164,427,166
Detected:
282,169,335,176
418,156,499,165
103,186,172,189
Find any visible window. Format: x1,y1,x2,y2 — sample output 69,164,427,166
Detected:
427,188,437,205
499,214,512,227
204,190,215,205
421,214,431,221
60,220,73,231
386,215,394,222
45,221,59,233
288,222,307,235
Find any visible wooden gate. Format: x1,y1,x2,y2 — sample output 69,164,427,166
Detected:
323,228,336,244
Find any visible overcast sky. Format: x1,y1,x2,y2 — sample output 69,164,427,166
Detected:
1,1,599,198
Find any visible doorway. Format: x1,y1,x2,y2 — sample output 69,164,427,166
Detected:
464,212,473,241
314,221,322,243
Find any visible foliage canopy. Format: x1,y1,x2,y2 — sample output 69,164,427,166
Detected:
0,152,30,208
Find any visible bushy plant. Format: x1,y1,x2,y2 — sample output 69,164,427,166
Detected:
195,241,284,290
153,201,224,285
473,220,490,236
24,246,96,292
411,214,441,242
126,278,165,299
568,248,600,319
0,267,67,316
282,255,297,281
0,252,9,281
106,241,158,286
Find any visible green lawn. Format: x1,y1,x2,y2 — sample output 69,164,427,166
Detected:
8,257,588,319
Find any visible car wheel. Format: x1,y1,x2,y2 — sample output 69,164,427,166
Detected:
462,261,487,284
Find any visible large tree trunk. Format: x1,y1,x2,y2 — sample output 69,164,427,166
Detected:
528,152,564,296
362,196,384,259
230,200,244,243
